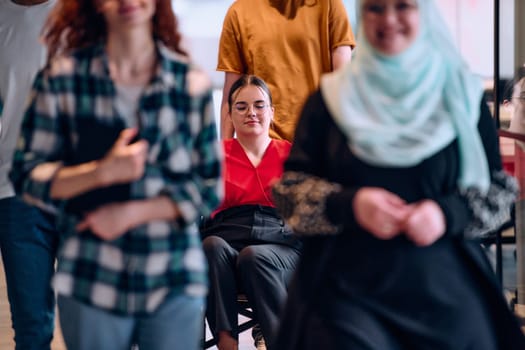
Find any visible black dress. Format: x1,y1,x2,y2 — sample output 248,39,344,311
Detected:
272,91,525,350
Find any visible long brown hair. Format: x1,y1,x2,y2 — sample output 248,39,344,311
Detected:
43,0,186,60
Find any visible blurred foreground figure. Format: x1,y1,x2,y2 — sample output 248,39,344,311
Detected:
272,1,525,349
11,1,222,349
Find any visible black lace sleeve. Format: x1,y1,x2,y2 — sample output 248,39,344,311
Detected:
272,171,342,236
461,170,518,238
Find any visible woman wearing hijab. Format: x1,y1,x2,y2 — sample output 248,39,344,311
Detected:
271,0,525,349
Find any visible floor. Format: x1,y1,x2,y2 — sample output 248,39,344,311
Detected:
0,240,520,349
204,319,257,350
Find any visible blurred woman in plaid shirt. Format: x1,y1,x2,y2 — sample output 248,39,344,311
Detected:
11,0,223,349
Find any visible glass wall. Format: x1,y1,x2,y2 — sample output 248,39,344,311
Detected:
436,1,514,79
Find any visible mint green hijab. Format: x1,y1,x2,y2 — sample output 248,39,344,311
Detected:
321,0,489,193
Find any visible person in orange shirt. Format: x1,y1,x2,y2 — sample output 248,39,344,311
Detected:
217,0,356,141
201,75,301,350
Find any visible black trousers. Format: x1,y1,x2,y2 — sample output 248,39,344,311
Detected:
201,205,301,346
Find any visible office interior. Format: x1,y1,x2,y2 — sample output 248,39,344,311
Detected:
1,1,525,349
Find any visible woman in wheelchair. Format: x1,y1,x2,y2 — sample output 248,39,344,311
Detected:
200,75,301,350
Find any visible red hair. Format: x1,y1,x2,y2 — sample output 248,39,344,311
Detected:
43,0,186,60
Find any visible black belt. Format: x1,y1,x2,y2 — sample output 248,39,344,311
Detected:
212,204,280,223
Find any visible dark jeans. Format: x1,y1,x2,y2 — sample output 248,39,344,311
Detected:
0,197,59,350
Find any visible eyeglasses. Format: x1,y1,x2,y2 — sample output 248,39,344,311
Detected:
363,1,418,15
232,102,269,114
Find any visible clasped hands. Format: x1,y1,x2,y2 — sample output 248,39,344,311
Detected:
353,187,446,247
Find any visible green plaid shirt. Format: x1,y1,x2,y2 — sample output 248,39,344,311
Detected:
12,43,222,315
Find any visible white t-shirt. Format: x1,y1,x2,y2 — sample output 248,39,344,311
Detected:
115,84,143,128
0,0,56,198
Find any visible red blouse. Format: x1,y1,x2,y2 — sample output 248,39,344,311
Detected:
213,139,291,216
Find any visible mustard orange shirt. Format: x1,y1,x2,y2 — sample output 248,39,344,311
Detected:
213,138,291,216
217,0,355,141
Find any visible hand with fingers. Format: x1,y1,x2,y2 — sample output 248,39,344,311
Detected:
76,202,134,241
97,128,149,186
403,200,446,247
353,187,412,240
